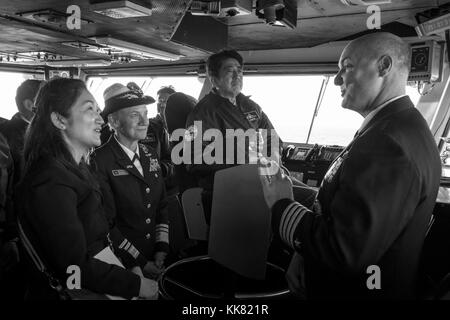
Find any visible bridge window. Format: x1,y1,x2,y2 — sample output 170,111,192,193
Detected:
0,71,41,120
243,75,421,146
87,76,204,118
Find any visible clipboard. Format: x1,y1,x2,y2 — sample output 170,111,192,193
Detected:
208,164,271,280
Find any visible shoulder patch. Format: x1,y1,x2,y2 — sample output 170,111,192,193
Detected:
244,110,260,123
185,124,198,142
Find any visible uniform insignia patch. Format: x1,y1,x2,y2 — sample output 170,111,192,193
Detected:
140,144,153,159
323,151,348,182
112,169,129,176
244,111,260,123
149,158,160,172
140,144,150,154
185,125,198,142
121,92,139,100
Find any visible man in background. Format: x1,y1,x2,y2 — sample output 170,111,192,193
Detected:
0,79,43,185
141,86,176,179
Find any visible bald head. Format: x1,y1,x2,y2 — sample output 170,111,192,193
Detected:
349,32,411,77
335,32,411,116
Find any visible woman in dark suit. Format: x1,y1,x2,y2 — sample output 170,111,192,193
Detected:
16,78,158,299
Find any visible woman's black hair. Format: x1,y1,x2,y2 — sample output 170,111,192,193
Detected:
22,78,93,181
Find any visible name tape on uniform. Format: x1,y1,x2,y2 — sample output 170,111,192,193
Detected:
112,169,130,176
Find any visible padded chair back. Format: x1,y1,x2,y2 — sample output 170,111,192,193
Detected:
420,203,450,299
181,188,208,241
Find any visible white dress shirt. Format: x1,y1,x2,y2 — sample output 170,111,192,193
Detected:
114,136,143,176
358,95,407,135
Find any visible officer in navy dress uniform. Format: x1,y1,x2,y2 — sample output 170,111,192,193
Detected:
264,33,441,299
100,87,174,181
91,82,169,279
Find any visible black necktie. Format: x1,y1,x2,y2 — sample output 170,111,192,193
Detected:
132,153,144,176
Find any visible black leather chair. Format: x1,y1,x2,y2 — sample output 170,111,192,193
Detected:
420,202,450,299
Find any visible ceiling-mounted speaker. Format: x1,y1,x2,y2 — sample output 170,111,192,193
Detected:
171,13,228,53
256,0,297,29
90,0,152,18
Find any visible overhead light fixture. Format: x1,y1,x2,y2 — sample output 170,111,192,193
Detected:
340,0,391,5
0,52,36,63
91,0,152,19
256,0,297,29
219,0,252,17
190,1,221,16
0,52,109,67
0,58,42,66
0,51,79,65
45,59,111,67
61,41,103,51
189,0,252,17
91,36,183,61
47,69,79,79
18,9,91,26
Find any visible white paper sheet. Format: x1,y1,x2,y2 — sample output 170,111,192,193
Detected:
93,246,135,300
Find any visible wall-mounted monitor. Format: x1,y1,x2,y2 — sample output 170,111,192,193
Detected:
408,40,444,83
44,67,80,80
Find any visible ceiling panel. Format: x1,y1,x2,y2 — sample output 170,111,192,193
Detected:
0,0,448,67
